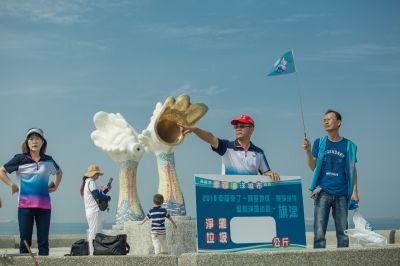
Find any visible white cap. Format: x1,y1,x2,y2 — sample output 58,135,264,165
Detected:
26,128,45,140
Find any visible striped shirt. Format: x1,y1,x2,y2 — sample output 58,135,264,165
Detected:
147,206,170,235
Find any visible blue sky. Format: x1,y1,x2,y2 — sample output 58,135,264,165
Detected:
0,0,399,223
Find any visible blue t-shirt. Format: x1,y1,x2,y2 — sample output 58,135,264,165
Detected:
312,138,349,196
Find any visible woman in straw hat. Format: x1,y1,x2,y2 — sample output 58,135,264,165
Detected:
0,128,62,256
80,164,111,255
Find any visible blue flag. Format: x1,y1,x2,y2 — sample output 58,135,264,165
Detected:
267,50,296,76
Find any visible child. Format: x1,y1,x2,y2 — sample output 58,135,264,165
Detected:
139,194,177,254
80,165,111,255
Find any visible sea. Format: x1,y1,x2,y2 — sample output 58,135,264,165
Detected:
0,218,399,235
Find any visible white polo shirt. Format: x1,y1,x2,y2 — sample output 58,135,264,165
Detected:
212,139,271,175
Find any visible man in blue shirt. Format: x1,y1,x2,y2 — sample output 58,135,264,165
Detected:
303,110,359,248
179,114,280,181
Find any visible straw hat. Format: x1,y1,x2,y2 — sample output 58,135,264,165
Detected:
84,164,104,178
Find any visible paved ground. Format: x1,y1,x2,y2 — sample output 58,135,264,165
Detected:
0,247,71,257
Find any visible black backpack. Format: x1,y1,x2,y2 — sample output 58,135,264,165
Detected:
93,233,130,255
68,239,89,256
95,198,110,212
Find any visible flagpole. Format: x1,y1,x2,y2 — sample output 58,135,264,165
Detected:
291,49,307,138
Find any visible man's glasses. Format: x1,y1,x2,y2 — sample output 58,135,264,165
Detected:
233,124,253,129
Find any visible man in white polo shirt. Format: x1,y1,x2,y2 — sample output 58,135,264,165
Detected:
179,114,280,181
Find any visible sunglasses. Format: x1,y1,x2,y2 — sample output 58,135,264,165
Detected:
233,124,253,129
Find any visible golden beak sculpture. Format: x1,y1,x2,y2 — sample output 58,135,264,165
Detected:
139,95,208,216
155,95,208,146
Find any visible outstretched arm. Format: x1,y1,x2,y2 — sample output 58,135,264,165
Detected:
179,123,219,149
138,216,149,225
168,216,177,229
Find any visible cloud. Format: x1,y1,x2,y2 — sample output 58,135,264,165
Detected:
211,105,322,123
134,23,244,39
0,0,89,25
318,29,352,36
364,65,400,73
305,43,400,62
210,107,264,120
0,0,133,25
0,28,107,58
170,83,226,99
0,86,70,96
278,13,331,23
0,29,49,57
132,23,248,50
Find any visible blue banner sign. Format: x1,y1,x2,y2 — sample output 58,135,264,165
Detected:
195,174,306,253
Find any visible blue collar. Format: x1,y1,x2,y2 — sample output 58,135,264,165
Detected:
234,139,255,150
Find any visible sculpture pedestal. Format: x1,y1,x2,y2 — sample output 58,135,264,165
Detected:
123,216,196,255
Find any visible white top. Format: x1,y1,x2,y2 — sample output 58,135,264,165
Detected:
84,178,100,213
213,139,271,175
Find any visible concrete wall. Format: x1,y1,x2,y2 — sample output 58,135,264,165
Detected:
124,217,197,255
0,235,86,249
1,229,398,249
179,245,400,266
0,255,177,266
1,245,399,266
121,219,399,255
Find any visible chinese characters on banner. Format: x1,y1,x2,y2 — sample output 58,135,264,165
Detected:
195,175,306,253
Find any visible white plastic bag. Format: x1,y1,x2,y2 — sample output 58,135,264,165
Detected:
344,209,387,247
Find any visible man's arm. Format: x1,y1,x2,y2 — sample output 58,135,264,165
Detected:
179,123,219,149
0,166,19,194
303,138,316,171
351,168,359,202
